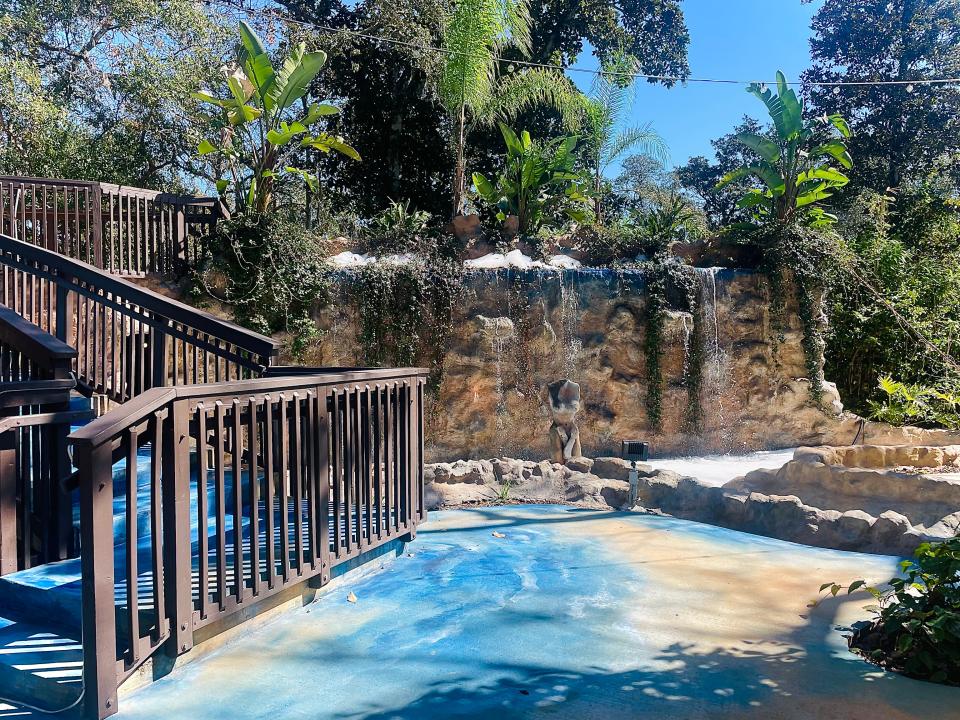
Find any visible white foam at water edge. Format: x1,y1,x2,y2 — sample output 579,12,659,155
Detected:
464,251,581,270
648,449,796,487
329,251,374,267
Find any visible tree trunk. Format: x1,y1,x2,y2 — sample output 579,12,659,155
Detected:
451,102,467,219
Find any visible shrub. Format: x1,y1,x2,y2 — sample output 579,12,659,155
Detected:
868,376,960,430
198,210,330,337
820,537,960,685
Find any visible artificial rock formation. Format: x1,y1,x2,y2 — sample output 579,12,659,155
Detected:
314,267,876,462
424,449,959,555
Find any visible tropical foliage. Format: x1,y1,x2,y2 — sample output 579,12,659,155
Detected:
438,0,582,215
803,0,960,191
820,536,960,685
472,123,590,235
867,376,960,430
195,21,359,214
580,54,667,224
716,71,852,228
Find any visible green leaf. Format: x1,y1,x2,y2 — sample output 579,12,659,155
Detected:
271,44,328,110
215,179,229,194
811,140,853,169
267,121,308,146
197,139,217,155
284,166,319,192
472,172,496,200
734,132,780,164
847,580,866,594
193,91,232,108
826,113,851,138
302,102,340,124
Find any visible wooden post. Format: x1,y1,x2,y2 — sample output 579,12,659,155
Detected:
54,275,75,347
316,389,331,584
162,398,194,657
150,326,168,390
77,441,119,719
0,430,17,576
91,185,103,269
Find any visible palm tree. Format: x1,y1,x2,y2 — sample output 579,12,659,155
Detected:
582,55,668,224
438,0,582,217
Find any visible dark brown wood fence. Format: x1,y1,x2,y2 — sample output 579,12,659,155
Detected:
0,305,91,575
0,234,279,404
70,368,427,718
0,177,219,276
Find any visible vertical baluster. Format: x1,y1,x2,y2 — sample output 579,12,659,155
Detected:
278,395,290,581
330,391,342,557
213,401,227,609
373,384,383,540
151,410,167,639
196,404,210,620
247,397,260,596
305,390,317,569
231,399,245,600
384,383,394,536
342,389,353,554
363,387,373,546
263,396,276,589
291,394,303,574
126,428,141,664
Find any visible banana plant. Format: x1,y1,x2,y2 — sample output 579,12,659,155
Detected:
194,21,359,214
716,71,852,228
472,123,590,236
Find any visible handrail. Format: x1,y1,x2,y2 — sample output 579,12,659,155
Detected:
0,233,280,403
70,367,428,718
70,368,429,448
0,235,277,356
0,304,76,368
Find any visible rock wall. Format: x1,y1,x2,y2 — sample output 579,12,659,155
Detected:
313,267,853,462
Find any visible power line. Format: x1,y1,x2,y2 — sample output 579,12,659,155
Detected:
204,0,960,89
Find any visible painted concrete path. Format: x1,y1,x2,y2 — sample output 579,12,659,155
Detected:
117,505,960,720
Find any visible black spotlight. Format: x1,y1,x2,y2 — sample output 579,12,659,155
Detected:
621,440,650,463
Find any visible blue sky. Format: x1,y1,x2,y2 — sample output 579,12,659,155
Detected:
570,0,823,169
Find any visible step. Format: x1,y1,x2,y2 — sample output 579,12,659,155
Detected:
0,616,82,714
0,493,387,636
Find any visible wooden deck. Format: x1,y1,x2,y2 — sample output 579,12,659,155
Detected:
0,177,428,719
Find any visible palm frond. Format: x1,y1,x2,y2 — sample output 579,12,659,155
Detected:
438,0,532,115
604,123,668,168
475,68,586,130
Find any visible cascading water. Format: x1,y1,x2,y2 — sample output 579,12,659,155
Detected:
557,270,582,379
694,267,729,438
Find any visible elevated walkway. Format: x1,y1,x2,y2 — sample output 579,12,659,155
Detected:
0,179,428,719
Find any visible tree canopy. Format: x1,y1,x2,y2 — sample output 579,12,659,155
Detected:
803,0,960,191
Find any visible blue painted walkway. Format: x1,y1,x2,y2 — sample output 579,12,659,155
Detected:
114,505,960,720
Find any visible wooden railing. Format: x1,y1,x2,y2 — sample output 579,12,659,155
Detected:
69,368,427,718
0,176,220,276
0,233,279,404
0,305,91,575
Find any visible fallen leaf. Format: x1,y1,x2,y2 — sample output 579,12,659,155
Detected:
492,531,506,539
347,592,358,603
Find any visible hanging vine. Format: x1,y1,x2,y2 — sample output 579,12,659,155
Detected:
348,256,465,394
756,222,835,405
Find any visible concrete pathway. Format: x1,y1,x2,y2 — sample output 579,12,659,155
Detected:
117,505,960,720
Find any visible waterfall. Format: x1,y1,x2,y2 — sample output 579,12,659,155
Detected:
694,267,728,438
696,267,723,381
557,270,582,379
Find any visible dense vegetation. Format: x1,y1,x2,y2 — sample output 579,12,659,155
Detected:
1,0,959,423
820,536,960,685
